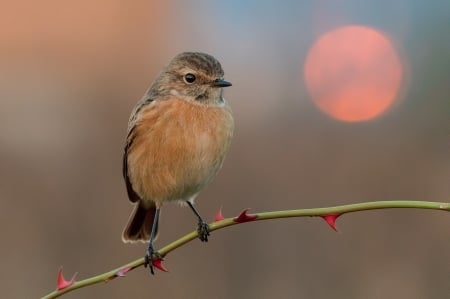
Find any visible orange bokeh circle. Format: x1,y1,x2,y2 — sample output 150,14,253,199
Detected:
304,25,403,122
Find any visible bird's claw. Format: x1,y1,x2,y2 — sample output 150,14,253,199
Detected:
197,221,210,242
144,244,161,275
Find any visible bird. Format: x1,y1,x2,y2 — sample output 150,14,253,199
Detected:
121,52,234,274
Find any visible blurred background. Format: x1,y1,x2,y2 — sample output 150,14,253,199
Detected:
1,1,449,298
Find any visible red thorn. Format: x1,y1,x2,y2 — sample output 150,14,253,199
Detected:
233,209,257,223
116,266,133,277
214,207,224,222
321,214,341,232
56,267,77,290
152,258,169,272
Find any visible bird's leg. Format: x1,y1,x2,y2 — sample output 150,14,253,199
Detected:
186,201,210,242
144,208,161,275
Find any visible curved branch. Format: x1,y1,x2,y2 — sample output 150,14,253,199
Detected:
41,200,449,299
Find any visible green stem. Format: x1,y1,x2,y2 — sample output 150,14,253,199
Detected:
41,200,449,299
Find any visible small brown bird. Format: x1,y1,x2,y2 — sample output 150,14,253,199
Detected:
122,52,234,273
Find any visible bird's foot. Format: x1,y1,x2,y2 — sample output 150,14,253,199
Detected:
144,244,161,275
197,221,210,242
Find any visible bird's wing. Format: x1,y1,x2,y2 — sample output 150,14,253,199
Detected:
123,95,155,203
123,124,141,203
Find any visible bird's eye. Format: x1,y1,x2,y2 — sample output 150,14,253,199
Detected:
184,73,196,84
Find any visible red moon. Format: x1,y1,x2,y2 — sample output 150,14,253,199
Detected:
304,25,403,122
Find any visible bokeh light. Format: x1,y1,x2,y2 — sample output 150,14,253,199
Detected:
304,25,404,122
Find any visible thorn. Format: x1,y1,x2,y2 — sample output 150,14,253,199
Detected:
321,214,341,232
214,207,224,221
105,266,135,282
116,266,133,277
152,258,169,272
233,209,257,223
56,267,77,291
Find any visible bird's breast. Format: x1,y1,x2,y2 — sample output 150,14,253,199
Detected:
127,98,234,206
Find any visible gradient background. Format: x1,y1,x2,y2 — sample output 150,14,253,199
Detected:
1,1,449,298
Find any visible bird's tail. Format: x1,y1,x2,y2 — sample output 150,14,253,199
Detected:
122,204,159,243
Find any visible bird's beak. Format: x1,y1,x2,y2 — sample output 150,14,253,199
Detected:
211,78,232,88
